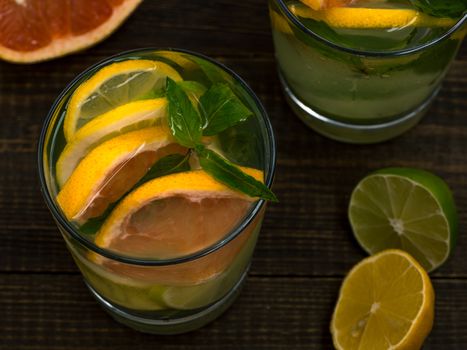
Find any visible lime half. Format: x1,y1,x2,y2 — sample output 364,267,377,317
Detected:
348,168,457,272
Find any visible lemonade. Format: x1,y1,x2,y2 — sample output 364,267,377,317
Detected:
269,0,466,143
38,49,276,334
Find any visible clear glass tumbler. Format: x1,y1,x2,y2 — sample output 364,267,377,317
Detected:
38,48,276,334
269,0,466,143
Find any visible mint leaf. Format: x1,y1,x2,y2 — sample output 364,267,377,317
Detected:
410,0,466,18
195,145,277,202
166,78,202,148
179,81,207,103
137,153,191,185
200,83,253,136
189,56,233,84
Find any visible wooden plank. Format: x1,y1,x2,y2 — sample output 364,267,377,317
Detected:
1,274,466,349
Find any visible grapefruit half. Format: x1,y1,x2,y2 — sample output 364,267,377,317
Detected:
0,0,143,63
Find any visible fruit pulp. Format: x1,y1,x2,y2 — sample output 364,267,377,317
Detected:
41,50,272,332
269,0,465,140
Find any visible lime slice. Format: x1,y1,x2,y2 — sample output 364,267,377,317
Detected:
56,98,168,187
64,59,182,141
348,168,457,272
163,274,226,310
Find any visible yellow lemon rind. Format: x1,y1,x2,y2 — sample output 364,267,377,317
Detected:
290,6,456,29
56,98,167,187
57,126,174,223
331,249,434,350
63,59,181,141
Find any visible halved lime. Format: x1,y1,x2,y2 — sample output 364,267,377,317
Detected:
348,168,457,272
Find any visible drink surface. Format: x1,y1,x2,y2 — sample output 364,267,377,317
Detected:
42,50,271,317
287,0,464,52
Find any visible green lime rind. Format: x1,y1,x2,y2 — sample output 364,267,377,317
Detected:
348,167,458,272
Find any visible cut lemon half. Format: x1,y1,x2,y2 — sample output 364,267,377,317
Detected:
95,168,263,259
63,59,182,141
57,126,186,224
331,249,434,350
56,98,167,187
290,5,456,28
348,168,457,272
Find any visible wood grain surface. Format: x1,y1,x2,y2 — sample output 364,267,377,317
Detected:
0,0,466,349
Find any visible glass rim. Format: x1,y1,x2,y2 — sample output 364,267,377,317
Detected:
38,47,277,267
273,0,467,57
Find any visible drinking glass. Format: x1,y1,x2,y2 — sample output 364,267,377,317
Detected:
269,0,467,143
38,48,276,334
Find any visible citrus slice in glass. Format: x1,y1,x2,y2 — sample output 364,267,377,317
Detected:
0,0,143,63
162,274,227,310
290,4,455,28
348,167,457,272
56,98,167,187
331,249,434,350
56,126,186,224
92,168,263,287
95,168,263,259
63,59,182,141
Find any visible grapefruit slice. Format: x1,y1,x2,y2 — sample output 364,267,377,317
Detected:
93,169,264,285
56,127,186,225
56,98,168,188
63,59,181,141
0,0,143,63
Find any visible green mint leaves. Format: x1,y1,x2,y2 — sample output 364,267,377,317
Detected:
196,145,277,202
138,153,191,185
166,78,203,148
200,83,252,136
165,78,276,202
410,0,466,18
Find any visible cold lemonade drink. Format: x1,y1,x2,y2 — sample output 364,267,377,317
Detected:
270,0,466,143
39,49,276,334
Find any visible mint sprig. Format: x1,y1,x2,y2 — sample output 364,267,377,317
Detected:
196,145,277,202
165,78,276,202
166,78,202,148
410,0,466,18
200,83,252,135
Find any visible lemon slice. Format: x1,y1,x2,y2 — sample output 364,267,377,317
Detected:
56,98,167,187
57,127,186,224
95,168,263,259
331,249,434,350
290,4,456,28
63,59,182,141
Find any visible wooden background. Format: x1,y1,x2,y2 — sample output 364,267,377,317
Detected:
0,1,466,349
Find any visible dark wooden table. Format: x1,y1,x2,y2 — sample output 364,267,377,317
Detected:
1,1,466,349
